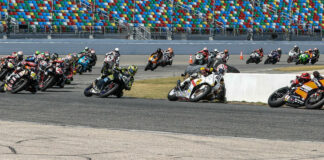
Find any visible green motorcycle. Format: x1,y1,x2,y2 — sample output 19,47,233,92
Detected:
296,53,309,65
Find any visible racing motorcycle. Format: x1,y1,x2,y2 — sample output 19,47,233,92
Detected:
268,78,324,109
264,51,280,64
39,61,65,91
1,63,38,94
295,53,309,65
0,58,16,81
84,69,133,98
168,70,226,102
287,50,299,63
144,53,161,71
76,55,90,74
246,52,262,64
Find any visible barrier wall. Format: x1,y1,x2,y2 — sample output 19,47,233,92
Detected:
224,73,297,103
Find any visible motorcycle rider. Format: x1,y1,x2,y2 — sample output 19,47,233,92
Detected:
313,48,320,59
96,65,138,92
313,71,323,80
286,72,312,104
277,48,282,58
269,50,280,62
197,47,209,60
151,48,163,64
292,45,301,54
163,47,174,65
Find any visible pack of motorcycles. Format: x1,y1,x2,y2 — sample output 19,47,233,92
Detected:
0,52,97,94
2,49,324,108
246,49,319,65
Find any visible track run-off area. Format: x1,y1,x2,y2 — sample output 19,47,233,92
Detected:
1,40,324,159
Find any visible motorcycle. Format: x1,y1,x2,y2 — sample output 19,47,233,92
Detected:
84,69,133,98
264,52,279,64
295,53,309,65
168,71,226,102
144,54,159,71
39,61,65,91
0,58,16,81
76,55,90,75
310,54,319,65
268,78,324,109
2,63,38,94
246,52,262,64
287,50,299,63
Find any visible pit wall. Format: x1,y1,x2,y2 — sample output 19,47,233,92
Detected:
224,73,297,103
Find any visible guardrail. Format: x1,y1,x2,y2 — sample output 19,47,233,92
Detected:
224,73,296,103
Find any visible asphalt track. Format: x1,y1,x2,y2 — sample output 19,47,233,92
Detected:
1,54,324,142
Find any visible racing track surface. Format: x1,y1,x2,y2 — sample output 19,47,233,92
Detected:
1,55,324,142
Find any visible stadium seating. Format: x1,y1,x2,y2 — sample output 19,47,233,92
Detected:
0,0,322,33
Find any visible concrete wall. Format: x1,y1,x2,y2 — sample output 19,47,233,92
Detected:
224,73,297,103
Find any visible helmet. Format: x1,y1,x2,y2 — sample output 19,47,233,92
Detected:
38,54,45,60
224,49,228,53
17,51,24,61
216,64,228,75
313,71,321,78
294,45,298,48
35,51,40,55
200,67,207,75
256,49,260,52
167,47,173,52
91,49,95,54
203,47,208,51
128,65,138,76
44,52,50,59
259,48,263,52
214,49,218,52
51,53,59,60
114,48,119,52
157,48,162,52
85,46,89,51
314,48,318,51
300,73,311,80
277,48,281,51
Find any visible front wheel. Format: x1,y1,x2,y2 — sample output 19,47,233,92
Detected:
268,87,289,108
305,91,324,109
287,57,292,63
144,63,151,71
40,75,55,91
264,58,270,64
0,68,8,80
168,88,178,101
84,84,93,97
10,78,29,94
246,58,252,64
189,84,211,102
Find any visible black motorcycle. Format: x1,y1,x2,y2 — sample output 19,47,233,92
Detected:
84,69,133,98
246,52,262,64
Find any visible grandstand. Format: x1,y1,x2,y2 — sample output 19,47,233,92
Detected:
0,0,323,40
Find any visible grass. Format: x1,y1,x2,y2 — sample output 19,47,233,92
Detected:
273,65,324,72
124,76,183,99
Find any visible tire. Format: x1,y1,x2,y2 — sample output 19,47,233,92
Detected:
84,84,93,97
40,75,55,91
227,65,240,73
295,60,300,65
0,68,8,81
264,58,270,64
246,58,252,64
255,58,260,64
10,78,29,94
305,91,324,109
168,88,178,101
0,83,4,92
287,57,292,63
78,66,83,75
99,83,120,98
116,91,123,98
144,63,151,71
268,87,289,108
189,84,211,102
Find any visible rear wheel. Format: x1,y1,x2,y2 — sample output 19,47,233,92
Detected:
167,88,178,101
268,87,289,108
0,68,8,80
189,84,211,102
287,57,292,63
305,91,324,109
99,83,120,98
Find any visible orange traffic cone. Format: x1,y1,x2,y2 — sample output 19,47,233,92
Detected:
240,51,243,60
189,55,193,64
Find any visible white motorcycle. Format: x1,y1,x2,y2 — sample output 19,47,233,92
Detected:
287,50,300,63
168,71,225,102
